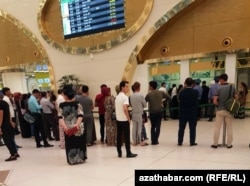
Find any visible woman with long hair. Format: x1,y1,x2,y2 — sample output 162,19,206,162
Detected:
103,87,117,146
235,82,248,119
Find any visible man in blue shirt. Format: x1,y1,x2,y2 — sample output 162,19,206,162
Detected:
193,79,203,119
28,89,53,148
207,76,220,122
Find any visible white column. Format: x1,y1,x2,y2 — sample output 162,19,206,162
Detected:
180,59,190,85
225,53,237,84
132,64,148,96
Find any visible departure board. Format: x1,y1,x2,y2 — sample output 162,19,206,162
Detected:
60,0,125,39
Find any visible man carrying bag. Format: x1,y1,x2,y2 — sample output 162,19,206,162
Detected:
28,89,53,148
211,74,237,149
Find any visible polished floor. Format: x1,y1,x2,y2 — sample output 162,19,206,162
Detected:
1,117,250,186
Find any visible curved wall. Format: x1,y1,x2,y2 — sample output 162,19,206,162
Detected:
0,8,56,92
0,0,170,96
38,0,153,55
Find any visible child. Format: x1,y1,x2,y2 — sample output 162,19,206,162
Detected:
141,111,148,142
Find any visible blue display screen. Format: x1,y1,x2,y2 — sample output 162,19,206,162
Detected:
60,0,125,39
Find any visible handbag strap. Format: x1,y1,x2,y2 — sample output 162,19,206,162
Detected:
227,84,232,100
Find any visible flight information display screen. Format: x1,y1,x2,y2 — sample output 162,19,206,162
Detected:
60,0,125,39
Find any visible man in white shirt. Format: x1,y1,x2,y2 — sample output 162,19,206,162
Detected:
158,82,168,120
2,87,22,149
2,87,21,135
56,89,65,109
115,80,137,158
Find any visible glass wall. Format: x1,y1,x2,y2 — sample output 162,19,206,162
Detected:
148,52,250,96
151,73,180,90
0,64,51,93
236,52,250,90
148,55,226,90
148,61,180,90
189,55,225,86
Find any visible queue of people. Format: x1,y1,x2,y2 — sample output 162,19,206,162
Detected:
0,88,58,161
1,74,249,165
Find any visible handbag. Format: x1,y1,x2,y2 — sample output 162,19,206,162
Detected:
66,122,84,137
224,84,240,115
23,113,35,124
66,126,78,137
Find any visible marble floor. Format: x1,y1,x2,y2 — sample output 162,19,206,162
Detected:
1,117,250,186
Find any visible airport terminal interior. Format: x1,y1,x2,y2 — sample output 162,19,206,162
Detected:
1,0,250,185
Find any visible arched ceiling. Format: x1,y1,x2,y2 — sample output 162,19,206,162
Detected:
137,0,250,63
122,0,250,82
0,10,47,67
0,9,55,91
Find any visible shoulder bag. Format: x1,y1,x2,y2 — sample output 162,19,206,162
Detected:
224,84,240,115
23,112,35,124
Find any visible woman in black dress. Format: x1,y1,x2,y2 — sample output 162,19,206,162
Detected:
58,85,86,165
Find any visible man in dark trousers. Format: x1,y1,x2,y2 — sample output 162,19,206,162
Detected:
28,89,53,148
115,80,137,158
0,94,19,161
95,84,107,143
201,80,210,118
178,77,199,146
146,81,170,145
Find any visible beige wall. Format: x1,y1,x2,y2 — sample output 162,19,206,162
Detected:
2,72,28,93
